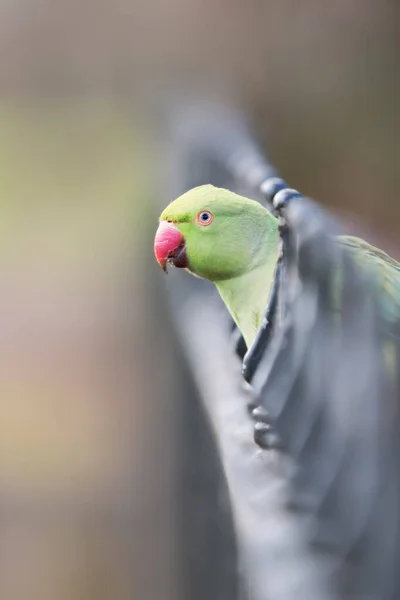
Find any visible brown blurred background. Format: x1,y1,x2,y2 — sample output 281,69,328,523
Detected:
0,1,397,599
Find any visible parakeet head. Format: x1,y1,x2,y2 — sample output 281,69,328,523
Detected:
154,184,275,282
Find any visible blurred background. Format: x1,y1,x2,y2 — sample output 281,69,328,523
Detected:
0,1,397,599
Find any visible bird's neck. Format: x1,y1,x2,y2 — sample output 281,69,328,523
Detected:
215,222,279,349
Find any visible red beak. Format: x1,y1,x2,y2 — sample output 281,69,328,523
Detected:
154,221,185,273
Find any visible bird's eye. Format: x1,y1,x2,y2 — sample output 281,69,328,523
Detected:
196,210,214,226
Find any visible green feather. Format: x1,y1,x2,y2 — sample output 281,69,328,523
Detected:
335,236,400,387
337,236,400,324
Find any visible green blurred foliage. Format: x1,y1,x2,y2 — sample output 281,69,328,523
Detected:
0,101,182,600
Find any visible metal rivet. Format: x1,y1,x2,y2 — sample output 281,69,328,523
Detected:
260,177,288,202
273,188,302,210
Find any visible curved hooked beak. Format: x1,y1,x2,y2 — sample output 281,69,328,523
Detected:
154,221,188,273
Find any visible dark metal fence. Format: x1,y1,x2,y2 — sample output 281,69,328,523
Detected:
157,103,400,600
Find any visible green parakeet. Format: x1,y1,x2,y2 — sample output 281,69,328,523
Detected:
154,185,400,349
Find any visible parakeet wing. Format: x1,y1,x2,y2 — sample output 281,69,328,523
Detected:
338,235,400,326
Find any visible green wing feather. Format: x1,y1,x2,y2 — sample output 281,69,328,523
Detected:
338,235,400,325
336,236,400,386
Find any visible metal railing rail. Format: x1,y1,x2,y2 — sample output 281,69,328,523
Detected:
156,102,400,600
